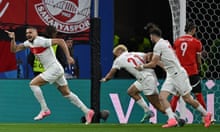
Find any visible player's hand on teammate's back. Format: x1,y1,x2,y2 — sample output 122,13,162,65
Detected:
135,65,144,71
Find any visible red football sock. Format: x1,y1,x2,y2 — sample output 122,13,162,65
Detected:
196,93,206,109
170,96,180,112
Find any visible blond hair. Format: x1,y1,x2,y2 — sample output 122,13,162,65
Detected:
113,44,128,55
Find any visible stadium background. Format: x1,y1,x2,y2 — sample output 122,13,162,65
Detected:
0,0,219,124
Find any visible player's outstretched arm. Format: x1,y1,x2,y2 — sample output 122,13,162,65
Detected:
100,68,117,82
5,30,26,53
135,54,160,70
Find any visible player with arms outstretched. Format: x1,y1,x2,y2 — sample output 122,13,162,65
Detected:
5,27,94,124
100,44,165,123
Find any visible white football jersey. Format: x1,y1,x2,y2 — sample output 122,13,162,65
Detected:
24,36,61,69
153,38,183,75
112,52,154,81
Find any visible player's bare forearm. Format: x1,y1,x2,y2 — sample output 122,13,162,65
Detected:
135,61,157,71
144,54,160,68
10,43,26,53
135,54,160,70
53,39,70,57
100,68,117,82
10,38,17,53
5,30,16,52
144,62,157,68
144,52,153,62
5,30,25,53
53,39,75,64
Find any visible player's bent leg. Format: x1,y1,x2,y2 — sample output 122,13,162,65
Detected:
127,85,141,101
146,94,165,114
182,93,199,108
30,75,50,120
195,93,206,109
159,91,178,128
159,91,171,109
30,74,48,86
175,97,187,127
127,85,154,123
182,93,212,127
57,85,71,96
58,85,95,124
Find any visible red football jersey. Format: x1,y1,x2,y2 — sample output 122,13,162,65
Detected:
173,35,202,76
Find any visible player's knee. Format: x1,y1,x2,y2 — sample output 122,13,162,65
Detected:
158,94,165,102
58,85,70,96
29,82,37,87
127,89,137,97
29,80,34,86
127,89,132,96
61,90,70,96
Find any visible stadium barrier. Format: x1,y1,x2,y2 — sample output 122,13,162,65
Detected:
0,79,218,123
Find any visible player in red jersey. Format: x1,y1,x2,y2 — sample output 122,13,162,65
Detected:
170,22,206,118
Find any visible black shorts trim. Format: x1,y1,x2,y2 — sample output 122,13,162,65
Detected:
189,74,202,93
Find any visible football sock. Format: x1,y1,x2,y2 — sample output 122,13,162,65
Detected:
136,97,150,113
170,96,179,112
179,97,187,120
30,85,48,111
196,104,207,116
165,107,175,119
196,93,206,109
65,92,89,114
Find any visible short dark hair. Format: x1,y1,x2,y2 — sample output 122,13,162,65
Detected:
149,27,162,37
144,23,162,37
184,21,196,33
26,26,37,30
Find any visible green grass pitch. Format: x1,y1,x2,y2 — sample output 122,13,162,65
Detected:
0,123,219,132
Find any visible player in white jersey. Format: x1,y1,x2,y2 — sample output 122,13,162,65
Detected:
100,44,165,123
5,27,94,124
135,23,211,128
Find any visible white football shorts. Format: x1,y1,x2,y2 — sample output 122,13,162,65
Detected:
40,63,67,86
133,72,159,95
161,69,192,96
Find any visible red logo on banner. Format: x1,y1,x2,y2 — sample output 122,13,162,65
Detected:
35,0,90,34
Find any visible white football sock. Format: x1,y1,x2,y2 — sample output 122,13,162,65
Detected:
165,107,175,119
30,85,48,111
179,97,187,120
136,97,150,113
64,92,89,114
196,104,207,116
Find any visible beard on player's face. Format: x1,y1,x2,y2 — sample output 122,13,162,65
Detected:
26,29,37,42
26,35,34,42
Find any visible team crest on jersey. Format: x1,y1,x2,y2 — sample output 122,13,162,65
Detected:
35,0,90,33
